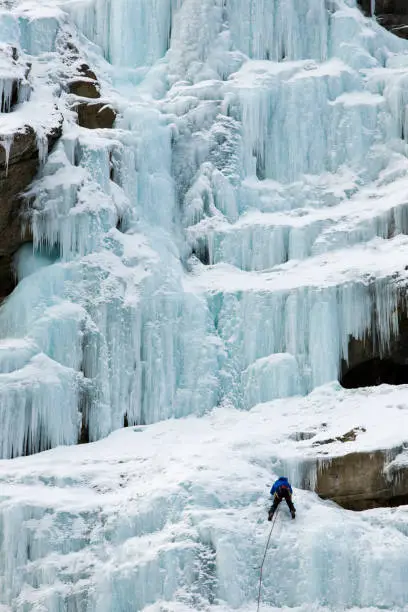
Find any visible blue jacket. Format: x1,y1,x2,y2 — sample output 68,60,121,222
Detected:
271,477,292,496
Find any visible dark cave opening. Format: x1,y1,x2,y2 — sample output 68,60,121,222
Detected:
357,0,373,16
192,244,210,265
341,357,408,389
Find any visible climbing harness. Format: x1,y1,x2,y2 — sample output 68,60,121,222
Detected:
256,507,279,612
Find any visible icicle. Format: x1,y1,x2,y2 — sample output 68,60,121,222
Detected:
227,0,329,62
35,129,48,167
228,58,375,183
0,354,81,459
1,134,13,177
210,266,402,405
0,78,14,113
68,0,175,68
17,80,31,104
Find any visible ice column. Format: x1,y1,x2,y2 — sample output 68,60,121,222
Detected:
67,0,175,68
227,0,328,61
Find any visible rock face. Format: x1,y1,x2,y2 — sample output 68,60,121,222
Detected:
0,40,117,302
0,123,62,300
358,0,408,39
68,62,117,129
315,448,408,510
0,42,63,300
68,64,100,99
75,101,116,129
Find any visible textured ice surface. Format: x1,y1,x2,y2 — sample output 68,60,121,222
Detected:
2,384,408,610
0,0,407,454
1,0,408,608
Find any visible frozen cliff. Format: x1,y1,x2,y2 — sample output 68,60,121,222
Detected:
1,0,408,610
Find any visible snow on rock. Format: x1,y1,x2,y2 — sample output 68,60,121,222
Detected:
316,447,408,510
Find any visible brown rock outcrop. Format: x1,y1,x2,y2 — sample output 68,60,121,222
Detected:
68,63,100,99
68,79,100,99
315,448,408,510
0,121,62,300
75,102,116,129
67,62,117,129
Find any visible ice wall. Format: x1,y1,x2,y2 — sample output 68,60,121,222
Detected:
0,0,408,461
66,0,177,68
0,7,221,458
227,0,329,61
2,390,408,611
2,0,408,610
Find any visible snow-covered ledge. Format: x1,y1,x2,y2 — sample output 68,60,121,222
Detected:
272,383,408,510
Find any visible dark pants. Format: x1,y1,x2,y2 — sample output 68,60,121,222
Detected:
268,488,295,519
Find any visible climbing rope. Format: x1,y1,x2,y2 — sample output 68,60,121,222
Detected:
256,506,279,612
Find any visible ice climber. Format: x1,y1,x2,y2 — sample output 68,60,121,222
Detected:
268,477,296,520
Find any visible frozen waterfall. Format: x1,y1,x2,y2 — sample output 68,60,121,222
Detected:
1,0,408,610
1,0,408,458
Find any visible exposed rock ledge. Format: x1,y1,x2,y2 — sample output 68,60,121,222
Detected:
282,386,408,511
315,447,408,510
67,63,117,129
75,101,117,130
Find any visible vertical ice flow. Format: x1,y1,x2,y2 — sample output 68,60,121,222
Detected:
67,0,175,68
0,0,406,459
1,0,408,611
